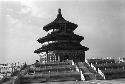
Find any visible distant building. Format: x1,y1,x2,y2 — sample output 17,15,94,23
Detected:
122,58,125,62
0,62,23,77
0,64,11,73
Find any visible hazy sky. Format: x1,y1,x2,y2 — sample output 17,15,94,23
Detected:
0,0,125,64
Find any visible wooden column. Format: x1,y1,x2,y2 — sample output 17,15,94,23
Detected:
46,51,49,62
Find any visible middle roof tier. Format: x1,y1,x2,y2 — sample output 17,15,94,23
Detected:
38,32,84,44
34,42,89,53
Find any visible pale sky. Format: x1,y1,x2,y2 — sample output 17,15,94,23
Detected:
0,0,125,64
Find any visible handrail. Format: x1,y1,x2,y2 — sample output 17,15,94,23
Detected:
71,60,75,65
75,65,80,72
85,59,90,67
90,63,105,79
97,68,105,79
80,70,85,81
90,63,96,71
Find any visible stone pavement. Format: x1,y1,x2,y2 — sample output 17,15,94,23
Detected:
2,76,17,84
23,79,125,84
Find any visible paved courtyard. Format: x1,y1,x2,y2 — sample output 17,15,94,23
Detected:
24,79,125,84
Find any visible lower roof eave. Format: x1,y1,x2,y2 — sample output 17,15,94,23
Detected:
34,48,89,54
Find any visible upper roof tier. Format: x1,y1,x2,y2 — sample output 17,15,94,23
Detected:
43,9,78,31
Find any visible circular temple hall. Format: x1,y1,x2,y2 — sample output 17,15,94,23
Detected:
34,9,89,63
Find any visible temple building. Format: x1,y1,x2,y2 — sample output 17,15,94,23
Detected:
19,9,106,84
34,9,89,63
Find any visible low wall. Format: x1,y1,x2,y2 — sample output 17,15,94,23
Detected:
13,75,21,84
0,76,6,84
105,71,125,80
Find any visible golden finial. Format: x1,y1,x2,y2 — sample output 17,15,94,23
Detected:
58,8,61,14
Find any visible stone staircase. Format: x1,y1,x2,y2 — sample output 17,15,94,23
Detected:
77,62,96,80
76,61,105,81
84,62,104,80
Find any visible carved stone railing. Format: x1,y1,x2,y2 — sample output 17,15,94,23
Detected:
85,59,90,67
71,60,80,72
90,63,96,71
72,60,85,81
80,70,85,81
90,63,105,79
71,60,75,65
85,59,105,79
75,65,80,72
97,68,105,79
